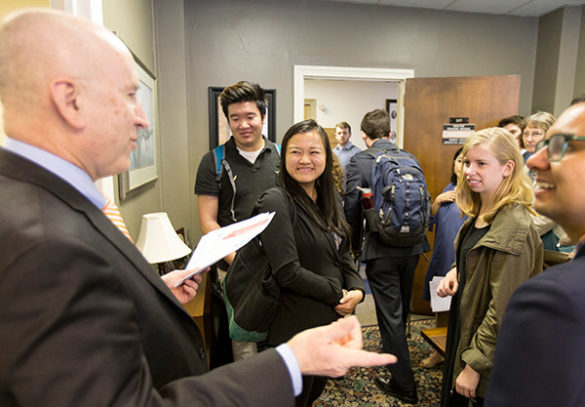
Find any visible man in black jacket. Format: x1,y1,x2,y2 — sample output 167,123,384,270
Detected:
345,109,428,404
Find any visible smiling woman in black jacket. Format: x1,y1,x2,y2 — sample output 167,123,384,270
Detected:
254,119,364,407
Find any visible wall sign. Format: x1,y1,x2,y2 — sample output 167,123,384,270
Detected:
442,123,475,144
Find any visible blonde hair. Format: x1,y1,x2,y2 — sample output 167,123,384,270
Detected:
525,111,556,132
456,127,535,223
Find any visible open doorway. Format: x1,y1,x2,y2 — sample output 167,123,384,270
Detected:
303,78,399,150
294,65,414,147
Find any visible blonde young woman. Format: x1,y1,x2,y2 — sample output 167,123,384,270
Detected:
437,128,543,407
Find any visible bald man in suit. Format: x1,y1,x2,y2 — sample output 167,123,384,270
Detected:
0,9,394,406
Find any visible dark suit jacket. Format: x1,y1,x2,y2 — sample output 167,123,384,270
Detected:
344,139,429,260
485,244,585,407
0,148,293,406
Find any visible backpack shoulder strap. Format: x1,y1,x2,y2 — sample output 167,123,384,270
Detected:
213,144,237,222
212,145,225,181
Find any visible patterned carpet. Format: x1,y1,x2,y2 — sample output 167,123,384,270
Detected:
315,318,442,406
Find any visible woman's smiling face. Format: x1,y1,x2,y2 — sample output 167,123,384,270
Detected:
285,130,326,195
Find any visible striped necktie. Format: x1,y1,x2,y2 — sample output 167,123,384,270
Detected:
101,196,133,242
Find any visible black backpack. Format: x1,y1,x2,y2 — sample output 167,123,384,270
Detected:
364,148,431,247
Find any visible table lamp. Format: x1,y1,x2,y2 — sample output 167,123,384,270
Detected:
136,212,191,275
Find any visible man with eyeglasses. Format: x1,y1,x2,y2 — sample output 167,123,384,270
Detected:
484,101,585,407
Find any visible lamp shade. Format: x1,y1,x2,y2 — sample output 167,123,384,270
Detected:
135,212,191,264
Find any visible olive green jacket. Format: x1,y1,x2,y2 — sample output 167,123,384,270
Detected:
452,204,543,397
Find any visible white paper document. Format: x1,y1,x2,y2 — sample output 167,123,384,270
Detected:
174,212,275,287
430,276,452,313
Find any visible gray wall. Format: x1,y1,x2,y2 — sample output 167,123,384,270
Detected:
532,6,582,115
574,7,585,101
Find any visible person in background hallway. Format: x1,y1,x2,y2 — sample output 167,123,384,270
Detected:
253,119,365,406
333,121,361,173
485,101,585,407
496,115,525,151
195,80,281,362
345,109,428,405
421,147,466,369
437,128,542,407
0,9,395,406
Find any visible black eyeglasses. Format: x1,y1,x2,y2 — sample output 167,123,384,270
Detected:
535,133,585,162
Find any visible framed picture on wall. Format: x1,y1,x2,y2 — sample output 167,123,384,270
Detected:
386,98,398,134
119,62,158,200
208,87,276,149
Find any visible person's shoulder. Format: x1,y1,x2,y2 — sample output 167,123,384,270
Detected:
195,150,217,175
442,183,456,193
257,186,289,208
510,257,585,317
497,203,532,224
354,148,376,159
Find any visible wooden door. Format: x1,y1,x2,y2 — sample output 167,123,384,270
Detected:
403,75,521,314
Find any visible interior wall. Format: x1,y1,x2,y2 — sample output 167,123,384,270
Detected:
532,6,582,115
573,7,585,99
304,79,398,150
102,0,155,71
153,0,196,246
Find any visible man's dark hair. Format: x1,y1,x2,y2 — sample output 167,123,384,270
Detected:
220,81,267,120
497,114,525,129
360,109,390,140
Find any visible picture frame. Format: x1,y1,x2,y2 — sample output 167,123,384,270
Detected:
208,87,276,149
118,62,158,200
386,98,398,134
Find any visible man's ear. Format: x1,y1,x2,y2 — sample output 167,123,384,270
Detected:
50,78,85,129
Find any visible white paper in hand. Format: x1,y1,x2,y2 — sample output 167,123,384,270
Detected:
430,276,452,313
174,212,275,287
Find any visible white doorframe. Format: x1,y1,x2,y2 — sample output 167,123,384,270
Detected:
294,65,414,147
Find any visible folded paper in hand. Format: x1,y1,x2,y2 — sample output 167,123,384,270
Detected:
430,276,451,313
174,212,275,287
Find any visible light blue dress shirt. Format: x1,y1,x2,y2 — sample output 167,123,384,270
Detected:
333,141,361,171
2,136,303,396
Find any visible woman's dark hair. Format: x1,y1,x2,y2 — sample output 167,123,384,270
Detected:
279,119,352,243
450,147,464,185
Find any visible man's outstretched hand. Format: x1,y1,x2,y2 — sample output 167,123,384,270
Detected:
287,316,396,377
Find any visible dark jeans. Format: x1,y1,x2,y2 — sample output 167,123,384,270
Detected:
366,255,419,391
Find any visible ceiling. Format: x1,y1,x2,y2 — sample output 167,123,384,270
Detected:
326,0,585,17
